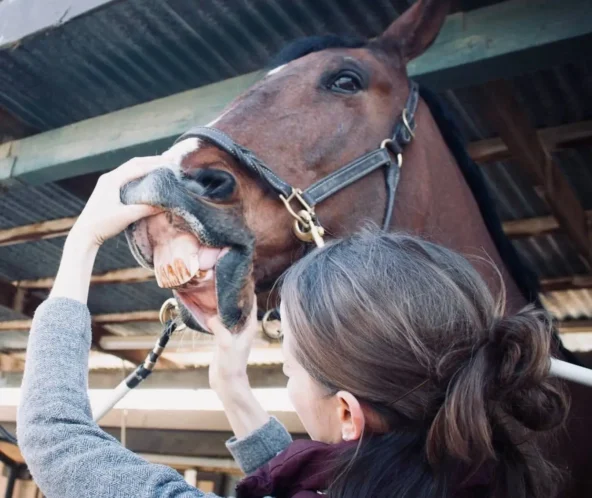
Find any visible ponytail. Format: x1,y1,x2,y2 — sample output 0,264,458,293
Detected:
427,305,568,496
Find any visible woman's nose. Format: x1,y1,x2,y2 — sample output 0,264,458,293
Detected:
183,168,237,201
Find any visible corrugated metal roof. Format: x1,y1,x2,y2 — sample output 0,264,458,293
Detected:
1,0,591,361
439,61,592,322
0,0,419,131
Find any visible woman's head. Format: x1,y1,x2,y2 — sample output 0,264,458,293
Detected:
279,230,567,497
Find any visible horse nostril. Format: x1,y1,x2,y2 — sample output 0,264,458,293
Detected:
184,169,236,200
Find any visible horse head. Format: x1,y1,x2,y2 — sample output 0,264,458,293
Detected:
121,0,458,333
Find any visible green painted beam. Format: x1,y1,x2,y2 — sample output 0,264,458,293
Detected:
1,72,262,186
409,0,592,90
1,0,590,187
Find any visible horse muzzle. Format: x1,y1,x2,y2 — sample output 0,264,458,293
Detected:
120,168,255,333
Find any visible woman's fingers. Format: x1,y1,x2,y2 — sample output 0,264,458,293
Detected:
120,204,163,226
107,156,169,186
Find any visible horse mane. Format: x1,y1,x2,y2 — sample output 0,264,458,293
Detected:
269,35,541,304
417,86,541,305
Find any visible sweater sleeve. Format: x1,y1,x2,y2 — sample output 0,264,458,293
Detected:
226,416,293,474
17,298,219,498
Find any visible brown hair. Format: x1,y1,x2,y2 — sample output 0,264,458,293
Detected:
280,230,568,498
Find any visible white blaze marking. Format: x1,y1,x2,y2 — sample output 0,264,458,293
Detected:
162,138,201,172
206,107,232,127
267,64,286,76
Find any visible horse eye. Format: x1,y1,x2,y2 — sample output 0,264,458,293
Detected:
328,72,363,94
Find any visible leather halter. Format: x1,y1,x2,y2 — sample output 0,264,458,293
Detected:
175,80,420,248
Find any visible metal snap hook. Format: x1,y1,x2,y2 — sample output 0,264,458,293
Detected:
159,298,187,331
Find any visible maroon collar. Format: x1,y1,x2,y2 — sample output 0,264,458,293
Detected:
235,438,493,498
236,439,356,498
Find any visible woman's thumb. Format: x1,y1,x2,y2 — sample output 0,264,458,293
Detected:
123,204,162,225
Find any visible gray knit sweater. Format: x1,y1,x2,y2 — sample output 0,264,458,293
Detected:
17,298,293,498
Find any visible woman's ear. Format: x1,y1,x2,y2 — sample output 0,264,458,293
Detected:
336,391,365,442
379,0,450,63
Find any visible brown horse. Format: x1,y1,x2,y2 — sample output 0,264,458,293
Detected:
120,0,591,495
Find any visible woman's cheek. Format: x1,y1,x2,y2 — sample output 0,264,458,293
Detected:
286,376,303,413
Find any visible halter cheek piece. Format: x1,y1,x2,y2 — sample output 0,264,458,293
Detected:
175,80,419,248
174,80,419,337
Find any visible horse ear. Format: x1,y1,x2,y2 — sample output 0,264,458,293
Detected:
379,0,450,62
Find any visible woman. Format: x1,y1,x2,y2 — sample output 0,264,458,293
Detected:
17,159,567,497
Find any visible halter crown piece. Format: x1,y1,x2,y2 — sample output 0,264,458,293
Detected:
174,80,420,336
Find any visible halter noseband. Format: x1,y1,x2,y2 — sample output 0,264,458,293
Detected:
175,80,420,248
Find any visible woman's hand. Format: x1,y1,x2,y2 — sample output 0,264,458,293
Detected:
50,157,165,304
207,301,272,438
207,301,259,395
69,157,166,248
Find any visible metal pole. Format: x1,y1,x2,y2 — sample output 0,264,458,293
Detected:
92,302,181,422
550,358,592,387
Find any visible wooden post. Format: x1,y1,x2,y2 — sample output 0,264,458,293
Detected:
0,217,76,246
480,80,592,266
468,120,592,163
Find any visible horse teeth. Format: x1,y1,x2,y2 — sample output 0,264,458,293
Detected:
189,254,200,278
155,266,164,288
155,256,205,289
173,258,189,284
166,264,177,287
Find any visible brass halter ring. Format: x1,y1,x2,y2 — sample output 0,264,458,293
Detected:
261,309,283,340
159,298,187,332
380,139,403,168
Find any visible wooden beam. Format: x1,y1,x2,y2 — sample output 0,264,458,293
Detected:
0,423,307,458
0,319,31,331
479,79,592,266
98,332,277,352
1,364,287,388
407,0,592,91
14,267,154,290
559,320,592,334
502,210,592,239
0,353,24,372
468,120,592,163
1,311,162,331
541,275,592,293
140,454,241,475
93,310,160,324
0,278,178,368
0,0,589,187
0,216,76,247
0,406,305,433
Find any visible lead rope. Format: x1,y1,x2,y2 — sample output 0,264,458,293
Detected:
92,298,185,422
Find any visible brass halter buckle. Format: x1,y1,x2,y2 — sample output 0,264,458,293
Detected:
279,188,325,247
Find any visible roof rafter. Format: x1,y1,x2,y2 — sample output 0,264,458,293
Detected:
478,79,592,267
